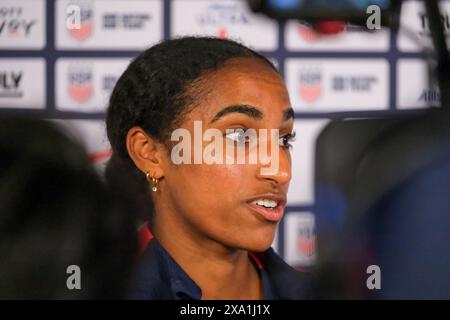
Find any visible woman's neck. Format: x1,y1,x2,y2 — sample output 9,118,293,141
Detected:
153,215,263,300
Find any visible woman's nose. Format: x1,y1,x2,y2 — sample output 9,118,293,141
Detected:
257,146,292,186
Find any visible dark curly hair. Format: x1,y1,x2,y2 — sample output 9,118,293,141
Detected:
105,36,277,224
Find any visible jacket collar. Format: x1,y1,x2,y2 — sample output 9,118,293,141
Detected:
130,238,201,300
130,238,312,300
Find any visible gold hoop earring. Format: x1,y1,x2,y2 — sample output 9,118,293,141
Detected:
145,171,159,192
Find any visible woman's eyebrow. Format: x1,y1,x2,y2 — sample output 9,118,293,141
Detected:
210,104,263,123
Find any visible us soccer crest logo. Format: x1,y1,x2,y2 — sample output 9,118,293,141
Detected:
67,2,93,42
298,69,322,104
68,66,93,103
297,224,316,258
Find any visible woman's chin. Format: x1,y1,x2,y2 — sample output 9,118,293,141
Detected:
213,224,277,252
237,232,276,252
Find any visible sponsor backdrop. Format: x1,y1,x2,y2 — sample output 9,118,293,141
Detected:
0,0,439,267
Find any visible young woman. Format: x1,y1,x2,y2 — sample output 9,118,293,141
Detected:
106,37,311,300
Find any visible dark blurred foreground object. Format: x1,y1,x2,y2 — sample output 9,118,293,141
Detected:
314,107,450,299
311,0,450,298
248,0,400,27
0,117,137,299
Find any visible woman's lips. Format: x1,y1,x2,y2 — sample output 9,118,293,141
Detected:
245,195,287,222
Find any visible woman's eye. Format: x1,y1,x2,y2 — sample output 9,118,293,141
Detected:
279,131,296,149
225,129,248,144
225,129,296,149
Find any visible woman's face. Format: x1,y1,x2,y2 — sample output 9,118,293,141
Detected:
158,57,294,252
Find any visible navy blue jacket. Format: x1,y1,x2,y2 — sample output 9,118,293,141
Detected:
130,238,312,300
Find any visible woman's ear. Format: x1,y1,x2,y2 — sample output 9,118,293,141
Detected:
126,126,165,179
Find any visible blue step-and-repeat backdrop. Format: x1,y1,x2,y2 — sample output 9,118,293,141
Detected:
0,0,441,267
